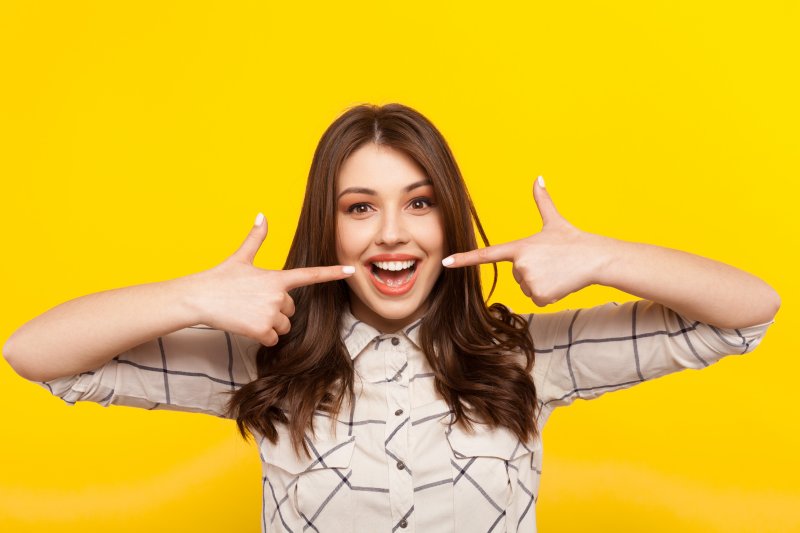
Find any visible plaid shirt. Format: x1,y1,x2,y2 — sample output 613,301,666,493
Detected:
33,299,774,532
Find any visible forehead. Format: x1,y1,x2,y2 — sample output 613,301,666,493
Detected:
337,143,429,191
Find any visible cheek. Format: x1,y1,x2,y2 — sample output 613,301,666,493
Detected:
335,218,348,261
418,214,445,257
336,219,369,260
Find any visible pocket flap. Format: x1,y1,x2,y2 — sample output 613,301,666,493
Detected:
261,431,356,475
446,422,536,461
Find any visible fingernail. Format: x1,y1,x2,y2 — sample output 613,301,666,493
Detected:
254,212,265,226
343,265,355,274
442,256,455,266
537,176,545,189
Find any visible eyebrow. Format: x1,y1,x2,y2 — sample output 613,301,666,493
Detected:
336,179,433,201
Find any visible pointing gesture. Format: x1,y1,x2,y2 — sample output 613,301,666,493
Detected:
187,213,354,346
443,177,612,307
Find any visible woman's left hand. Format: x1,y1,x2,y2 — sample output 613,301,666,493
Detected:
442,177,615,307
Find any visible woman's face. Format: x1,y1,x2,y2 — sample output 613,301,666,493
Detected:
336,143,445,333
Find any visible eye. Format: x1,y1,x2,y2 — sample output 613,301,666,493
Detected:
409,197,435,210
346,202,373,215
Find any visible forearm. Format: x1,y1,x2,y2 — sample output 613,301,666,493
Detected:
2,274,204,382
593,235,781,329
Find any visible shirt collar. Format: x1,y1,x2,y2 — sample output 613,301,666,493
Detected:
339,305,424,360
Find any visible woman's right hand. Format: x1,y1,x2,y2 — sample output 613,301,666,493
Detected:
185,214,354,346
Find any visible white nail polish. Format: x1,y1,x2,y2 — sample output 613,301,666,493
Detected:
442,256,455,266
254,212,264,226
343,266,355,274
537,176,545,189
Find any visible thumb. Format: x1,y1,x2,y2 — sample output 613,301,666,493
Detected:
232,212,268,264
532,175,561,226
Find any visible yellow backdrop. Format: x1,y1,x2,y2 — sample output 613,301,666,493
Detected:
1,1,796,531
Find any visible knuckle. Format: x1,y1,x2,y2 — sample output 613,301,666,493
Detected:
276,317,291,335
263,330,279,346
531,288,552,304
256,324,273,338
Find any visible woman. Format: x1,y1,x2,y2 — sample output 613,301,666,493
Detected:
3,103,780,532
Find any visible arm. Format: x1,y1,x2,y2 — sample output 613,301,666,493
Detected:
0,273,262,418
592,237,780,329
443,177,780,328
3,215,353,384
2,274,204,383
525,299,774,409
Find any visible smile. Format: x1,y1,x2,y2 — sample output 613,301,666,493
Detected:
368,260,420,296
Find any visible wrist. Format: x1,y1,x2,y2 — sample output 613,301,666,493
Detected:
586,232,623,287
168,271,211,327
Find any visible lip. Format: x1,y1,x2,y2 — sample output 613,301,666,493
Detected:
363,254,422,297
364,253,421,265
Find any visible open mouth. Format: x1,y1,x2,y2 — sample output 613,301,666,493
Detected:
368,259,420,295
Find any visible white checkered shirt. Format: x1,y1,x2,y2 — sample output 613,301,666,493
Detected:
33,299,774,532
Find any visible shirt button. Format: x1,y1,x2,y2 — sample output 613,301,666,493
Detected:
399,519,408,528
391,337,400,346
395,408,404,416
396,461,406,470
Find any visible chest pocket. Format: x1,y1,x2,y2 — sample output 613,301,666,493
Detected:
259,426,356,533
446,421,536,533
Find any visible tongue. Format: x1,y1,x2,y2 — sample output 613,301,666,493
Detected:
378,267,411,283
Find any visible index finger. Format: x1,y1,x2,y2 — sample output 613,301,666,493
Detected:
442,241,519,268
279,265,355,290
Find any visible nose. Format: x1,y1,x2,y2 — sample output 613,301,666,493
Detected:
375,208,410,246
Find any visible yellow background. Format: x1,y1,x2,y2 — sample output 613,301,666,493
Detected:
1,1,797,531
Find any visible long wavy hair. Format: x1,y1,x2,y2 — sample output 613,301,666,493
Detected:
224,103,538,458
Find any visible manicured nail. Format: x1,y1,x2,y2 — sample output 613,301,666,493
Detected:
537,176,545,189
442,256,455,266
343,265,355,274
254,212,265,226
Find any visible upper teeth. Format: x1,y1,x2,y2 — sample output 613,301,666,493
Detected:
372,260,416,271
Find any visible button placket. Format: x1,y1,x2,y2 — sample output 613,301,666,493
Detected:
383,335,413,531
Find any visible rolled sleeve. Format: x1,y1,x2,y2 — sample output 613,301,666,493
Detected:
32,326,260,418
526,299,775,409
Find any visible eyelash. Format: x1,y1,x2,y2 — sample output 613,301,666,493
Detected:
346,197,435,214
346,203,371,214
409,197,435,210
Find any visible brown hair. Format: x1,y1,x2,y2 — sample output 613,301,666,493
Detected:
224,103,538,457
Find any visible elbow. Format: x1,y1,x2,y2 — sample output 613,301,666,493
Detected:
3,336,47,383
764,287,781,323
772,291,782,317
752,285,781,326
2,336,21,375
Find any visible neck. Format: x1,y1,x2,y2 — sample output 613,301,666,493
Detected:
347,300,427,334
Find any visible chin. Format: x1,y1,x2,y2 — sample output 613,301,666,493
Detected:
367,299,424,319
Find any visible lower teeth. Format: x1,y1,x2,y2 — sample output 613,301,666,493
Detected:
374,269,414,287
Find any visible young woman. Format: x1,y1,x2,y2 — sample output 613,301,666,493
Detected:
3,103,780,533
